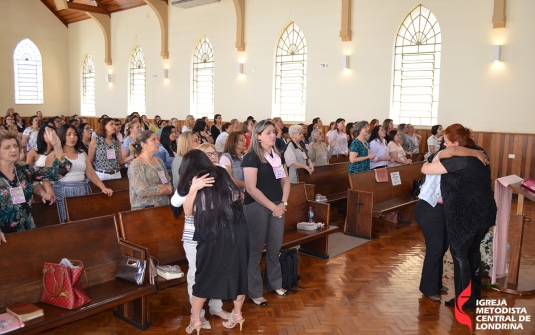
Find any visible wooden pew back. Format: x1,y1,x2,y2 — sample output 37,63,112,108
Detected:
348,162,424,204
118,205,186,266
32,201,61,228
89,178,130,193
0,215,123,308
65,190,131,222
297,162,350,202
285,182,330,231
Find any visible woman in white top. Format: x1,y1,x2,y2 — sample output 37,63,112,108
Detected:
327,118,348,156
388,133,413,166
215,123,232,153
427,124,443,157
368,125,393,169
26,125,57,203
182,115,195,133
46,124,112,222
21,116,40,152
284,125,314,183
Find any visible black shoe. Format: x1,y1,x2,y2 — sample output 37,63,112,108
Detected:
445,298,475,310
439,286,449,292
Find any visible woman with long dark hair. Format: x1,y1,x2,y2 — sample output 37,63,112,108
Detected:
368,125,392,169
77,123,93,154
46,124,112,222
154,125,177,173
211,114,222,142
26,125,57,203
421,124,496,309
174,150,248,333
192,119,214,144
242,120,291,305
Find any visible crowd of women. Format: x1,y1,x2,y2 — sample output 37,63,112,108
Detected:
0,108,498,331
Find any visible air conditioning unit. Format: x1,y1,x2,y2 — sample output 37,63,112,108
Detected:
171,0,220,9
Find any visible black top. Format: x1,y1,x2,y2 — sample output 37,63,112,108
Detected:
440,147,497,249
241,151,285,205
211,125,221,142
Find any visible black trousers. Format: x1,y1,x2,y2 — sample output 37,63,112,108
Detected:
414,200,448,296
450,227,488,308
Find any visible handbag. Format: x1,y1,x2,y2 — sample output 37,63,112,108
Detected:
41,260,90,309
115,256,147,285
412,175,426,197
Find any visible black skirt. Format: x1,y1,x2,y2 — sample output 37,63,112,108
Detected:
192,219,249,300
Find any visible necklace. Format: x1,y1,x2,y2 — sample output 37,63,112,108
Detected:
357,137,370,150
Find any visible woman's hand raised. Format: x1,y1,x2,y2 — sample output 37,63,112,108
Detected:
191,173,215,192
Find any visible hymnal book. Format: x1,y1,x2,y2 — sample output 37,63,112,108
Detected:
6,303,44,322
374,167,388,183
521,178,535,192
0,313,24,334
156,265,184,280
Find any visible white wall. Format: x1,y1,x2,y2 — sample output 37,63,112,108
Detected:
0,0,69,117
3,0,535,132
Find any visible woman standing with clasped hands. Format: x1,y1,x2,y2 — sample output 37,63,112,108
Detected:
242,120,291,306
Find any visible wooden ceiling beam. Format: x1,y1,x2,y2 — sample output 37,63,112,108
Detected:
93,0,110,15
67,2,110,16
40,0,68,27
232,0,245,51
143,0,169,59
340,0,352,41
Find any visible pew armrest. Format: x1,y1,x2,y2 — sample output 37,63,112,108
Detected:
119,240,148,260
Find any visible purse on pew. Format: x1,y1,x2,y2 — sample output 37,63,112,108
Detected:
115,256,147,286
41,259,90,309
374,167,388,183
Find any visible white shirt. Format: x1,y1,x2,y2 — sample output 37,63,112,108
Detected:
215,132,229,153
369,138,390,169
327,130,348,155
181,125,191,133
427,135,440,154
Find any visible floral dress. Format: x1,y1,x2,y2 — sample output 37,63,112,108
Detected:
0,160,72,234
348,139,371,173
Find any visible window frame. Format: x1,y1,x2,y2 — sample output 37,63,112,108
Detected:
191,36,215,119
13,38,43,105
129,45,146,116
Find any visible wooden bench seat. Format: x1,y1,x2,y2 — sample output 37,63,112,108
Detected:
32,201,61,228
297,162,350,203
345,162,424,239
283,182,339,259
117,205,188,291
65,189,131,222
0,215,155,333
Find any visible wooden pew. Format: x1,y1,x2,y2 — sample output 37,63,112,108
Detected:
65,190,131,222
89,178,130,193
297,162,350,203
117,206,187,290
0,215,155,333
345,162,424,239
283,182,339,259
32,201,61,228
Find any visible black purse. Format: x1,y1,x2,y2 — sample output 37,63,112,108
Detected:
115,256,147,285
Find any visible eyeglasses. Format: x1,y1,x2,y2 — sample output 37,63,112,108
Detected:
84,127,93,131
239,138,247,142
192,137,201,143
205,151,218,157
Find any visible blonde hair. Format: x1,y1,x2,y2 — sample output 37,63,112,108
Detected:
177,131,194,156
248,120,279,163
124,119,140,136
198,143,217,153
185,115,195,129
0,130,22,153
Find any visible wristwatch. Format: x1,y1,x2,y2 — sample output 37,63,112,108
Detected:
282,201,288,207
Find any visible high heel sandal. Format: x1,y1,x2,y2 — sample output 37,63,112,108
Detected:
185,318,203,335
209,308,231,320
222,311,245,331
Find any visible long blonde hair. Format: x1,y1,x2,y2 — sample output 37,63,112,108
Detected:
248,120,279,163
177,131,194,156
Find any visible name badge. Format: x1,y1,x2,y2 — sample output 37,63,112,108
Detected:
321,152,328,160
106,149,116,160
10,186,25,204
158,171,168,184
273,165,286,179
301,151,307,159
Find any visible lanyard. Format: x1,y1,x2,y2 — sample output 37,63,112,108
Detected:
139,155,168,184
3,169,25,205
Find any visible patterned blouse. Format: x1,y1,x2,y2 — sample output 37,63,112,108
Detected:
0,160,72,234
349,138,371,173
94,136,120,172
128,158,171,210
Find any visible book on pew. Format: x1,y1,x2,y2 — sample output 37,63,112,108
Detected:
6,302,44,322
374,167,389,183
0,313,24,334
156,265,184,280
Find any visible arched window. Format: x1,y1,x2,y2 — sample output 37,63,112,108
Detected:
129,46,146,115
82,54,95,116
273,22,307,122
13,39,43,104
192,36,214,119
391,5,441,126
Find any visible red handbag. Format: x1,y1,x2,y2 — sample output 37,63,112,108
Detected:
41,260,90,309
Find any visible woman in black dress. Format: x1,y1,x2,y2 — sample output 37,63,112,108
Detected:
176,150,249,334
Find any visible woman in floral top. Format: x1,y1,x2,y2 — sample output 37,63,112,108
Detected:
0,129,71,245
127,131,173,210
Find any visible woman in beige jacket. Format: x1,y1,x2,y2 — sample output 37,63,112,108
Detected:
308,129,336,166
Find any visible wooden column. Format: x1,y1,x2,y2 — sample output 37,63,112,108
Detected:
233,0,246,51
493,0,506,28
144,0,169,59
87,13,112,65
340,0,352,42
